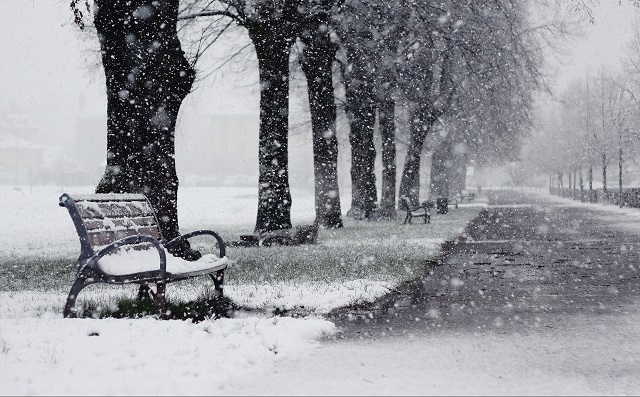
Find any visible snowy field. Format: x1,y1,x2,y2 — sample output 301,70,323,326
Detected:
3,186,640,395
0,185,483,395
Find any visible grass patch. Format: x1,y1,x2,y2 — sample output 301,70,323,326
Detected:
0,205,483,319
78,287,237,322
221,208,479,285
0,255,75,291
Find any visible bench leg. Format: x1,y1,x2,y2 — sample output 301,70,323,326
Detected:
147,282,167,319
209,270,225,298
63,276,92,318
137,283,152,300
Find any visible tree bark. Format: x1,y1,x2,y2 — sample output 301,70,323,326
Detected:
429,137,453,201
378,99,397,219
579,168,584,202
344,58,377,219
451,151,467,195
398,107,436,208
602,152,608,194
588,165,594,202
619,147,623,207
247,26,294,233
94,0,194,243
568,172,572,198
299,24,343,229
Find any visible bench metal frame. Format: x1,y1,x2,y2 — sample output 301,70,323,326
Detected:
400,196,432,224
59,193,227,319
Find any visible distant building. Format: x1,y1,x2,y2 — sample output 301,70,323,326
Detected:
0,113,43,185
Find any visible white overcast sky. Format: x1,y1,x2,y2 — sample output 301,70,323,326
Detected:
0,1,638,149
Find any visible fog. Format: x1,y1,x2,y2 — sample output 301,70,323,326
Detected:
0,1,637,192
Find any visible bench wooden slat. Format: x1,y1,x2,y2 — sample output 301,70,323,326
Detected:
87,227,162,248
83,216,158,233
75,201,155,219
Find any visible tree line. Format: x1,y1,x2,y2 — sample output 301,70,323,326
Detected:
522,18,640,205
70,0,562,258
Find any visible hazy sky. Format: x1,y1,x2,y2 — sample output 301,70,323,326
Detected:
1,0,638,152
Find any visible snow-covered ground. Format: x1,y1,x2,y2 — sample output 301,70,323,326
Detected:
3,186,638,395
0,185,482,395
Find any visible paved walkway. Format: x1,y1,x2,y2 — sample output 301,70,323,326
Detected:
234,191,640,395
330,190,640,336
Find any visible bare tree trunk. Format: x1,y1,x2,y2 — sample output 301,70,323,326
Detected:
602,152,608,194
589,164,597,203
300,27,343,229
94,0,194,249
344,60,377,219
619,147,623,207
579,168,584,202
568,172,572,199
449,148,467,196
249,27,294,233
378,99,397,220
398,106,436,208
429,137,453,211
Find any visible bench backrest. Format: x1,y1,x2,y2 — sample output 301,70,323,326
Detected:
399,196,411,210
60,193,162,261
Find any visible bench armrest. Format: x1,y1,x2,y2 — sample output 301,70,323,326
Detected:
83,234,167,282
165,230,226,259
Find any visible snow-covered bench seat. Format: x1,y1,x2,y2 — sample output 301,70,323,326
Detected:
59,193,228,318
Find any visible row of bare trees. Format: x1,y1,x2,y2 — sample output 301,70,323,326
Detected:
523,21,640,202
71,0,560,256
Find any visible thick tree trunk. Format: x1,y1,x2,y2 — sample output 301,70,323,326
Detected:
451,151,467,195
568,172,572,198
579,168,584,202
248,28,294,233
429,137,453,201
398,107,436,209
378,99,397,219
300,28,343,229
558,173,564,196
94,0,194,244
344,60,377,219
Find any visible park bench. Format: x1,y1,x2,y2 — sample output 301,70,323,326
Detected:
400,196,433,224
434,191,477,214
59,193,228,318
457,190,475,203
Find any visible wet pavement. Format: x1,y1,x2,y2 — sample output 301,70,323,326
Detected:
329,190,640,338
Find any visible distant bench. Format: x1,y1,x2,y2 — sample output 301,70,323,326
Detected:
400,196,433,224
59,193,228,318
457,190,475,203
402,191,476,218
